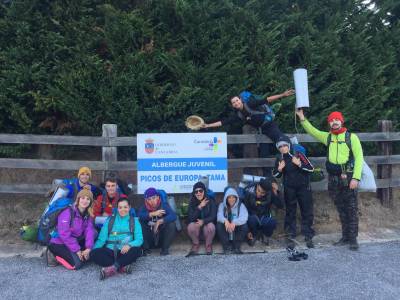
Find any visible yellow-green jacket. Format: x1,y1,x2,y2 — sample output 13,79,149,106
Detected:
300,119,363,180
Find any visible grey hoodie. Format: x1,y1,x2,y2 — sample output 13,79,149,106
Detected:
217,187,248,226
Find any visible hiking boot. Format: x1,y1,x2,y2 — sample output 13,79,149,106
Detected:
46,249,58,267
247,238,256,247
100,265,117,280
333,238,349,246
119,264,133,274
233,248,243,255
160,248,169,256
189,244,200,255
349,240,359,251
305,238,314,249
205,244,213,255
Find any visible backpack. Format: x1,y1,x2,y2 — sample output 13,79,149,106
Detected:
238,91,275,124
99,190,124,215
107,212,135,238
325,131,354,175
37,198,74,245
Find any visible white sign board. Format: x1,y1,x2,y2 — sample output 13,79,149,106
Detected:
137,133,227,194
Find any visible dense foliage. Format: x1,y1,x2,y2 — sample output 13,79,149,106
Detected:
1,0,399,137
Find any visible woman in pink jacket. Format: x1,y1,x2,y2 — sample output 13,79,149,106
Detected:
48,187,95,270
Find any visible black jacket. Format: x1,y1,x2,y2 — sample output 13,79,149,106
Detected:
188,196,217,225
273,152,314,188
241,183,283,217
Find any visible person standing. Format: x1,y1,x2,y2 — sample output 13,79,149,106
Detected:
296,109,363,250
273,136,315,248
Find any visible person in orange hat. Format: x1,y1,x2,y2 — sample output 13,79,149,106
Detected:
296,109,364,251
65,166,100,200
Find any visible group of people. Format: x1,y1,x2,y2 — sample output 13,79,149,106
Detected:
202,89,363,251
45,88,364,279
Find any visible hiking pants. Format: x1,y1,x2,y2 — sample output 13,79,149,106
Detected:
187,222,216,246
140,221,176,251
260,121,284,176
247,215,277,238
328,175,359,241
90,247,141,268
284,185,315,239
217,223,248,250
48,240,85,269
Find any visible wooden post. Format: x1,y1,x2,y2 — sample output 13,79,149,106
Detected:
377,120,393,207
102,124,118,181
242,125,263,176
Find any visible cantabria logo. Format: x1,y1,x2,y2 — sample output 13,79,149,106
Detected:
145,139,155,154
209,136,222,152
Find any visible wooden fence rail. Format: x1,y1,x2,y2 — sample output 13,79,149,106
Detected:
1,121,398,207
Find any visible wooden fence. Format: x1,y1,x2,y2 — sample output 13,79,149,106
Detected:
0,121,399,207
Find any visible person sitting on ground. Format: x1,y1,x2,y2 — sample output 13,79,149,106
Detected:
187,182,217,255
47,187,95,270
138,188,177,256
240,178,283,246
91,197,143,280
273,135,315,249
93,177,127,218
217,187,249,254
65,166,100,200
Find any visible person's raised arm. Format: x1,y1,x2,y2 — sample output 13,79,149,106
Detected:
266,89,294,103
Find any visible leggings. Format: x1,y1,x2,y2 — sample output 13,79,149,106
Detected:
48,242,84,269
90,247,141,268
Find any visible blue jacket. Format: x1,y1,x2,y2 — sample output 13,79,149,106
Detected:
94,214,143,250
66,178,99,200
138,202,177,224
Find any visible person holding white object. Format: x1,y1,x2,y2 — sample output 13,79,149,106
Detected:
296,109,363,251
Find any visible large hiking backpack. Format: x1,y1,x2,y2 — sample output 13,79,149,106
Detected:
238,91,275,124
37,198,74,245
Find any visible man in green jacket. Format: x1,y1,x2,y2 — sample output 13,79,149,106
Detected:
296,109,363,250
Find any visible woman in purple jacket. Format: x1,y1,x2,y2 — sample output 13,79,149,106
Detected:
48,187,95,270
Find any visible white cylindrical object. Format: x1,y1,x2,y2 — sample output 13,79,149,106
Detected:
293,68,310,108
242,174,265,183
49,186,69,206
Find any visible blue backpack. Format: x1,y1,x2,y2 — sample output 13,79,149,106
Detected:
292,143,307,156
238,91,275,124
37,197,74,245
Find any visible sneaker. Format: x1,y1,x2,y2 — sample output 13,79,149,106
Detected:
333,238,349,246
100,265,117,280
305,238,314,249
222,246,231,255
205,244,213,255
349,240,359,251
46,249,58,267
160,248,169,256
142,249,151,256
233,248,243,255
119,264,133,274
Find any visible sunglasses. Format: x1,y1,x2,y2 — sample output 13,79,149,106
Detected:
194,189,204,194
